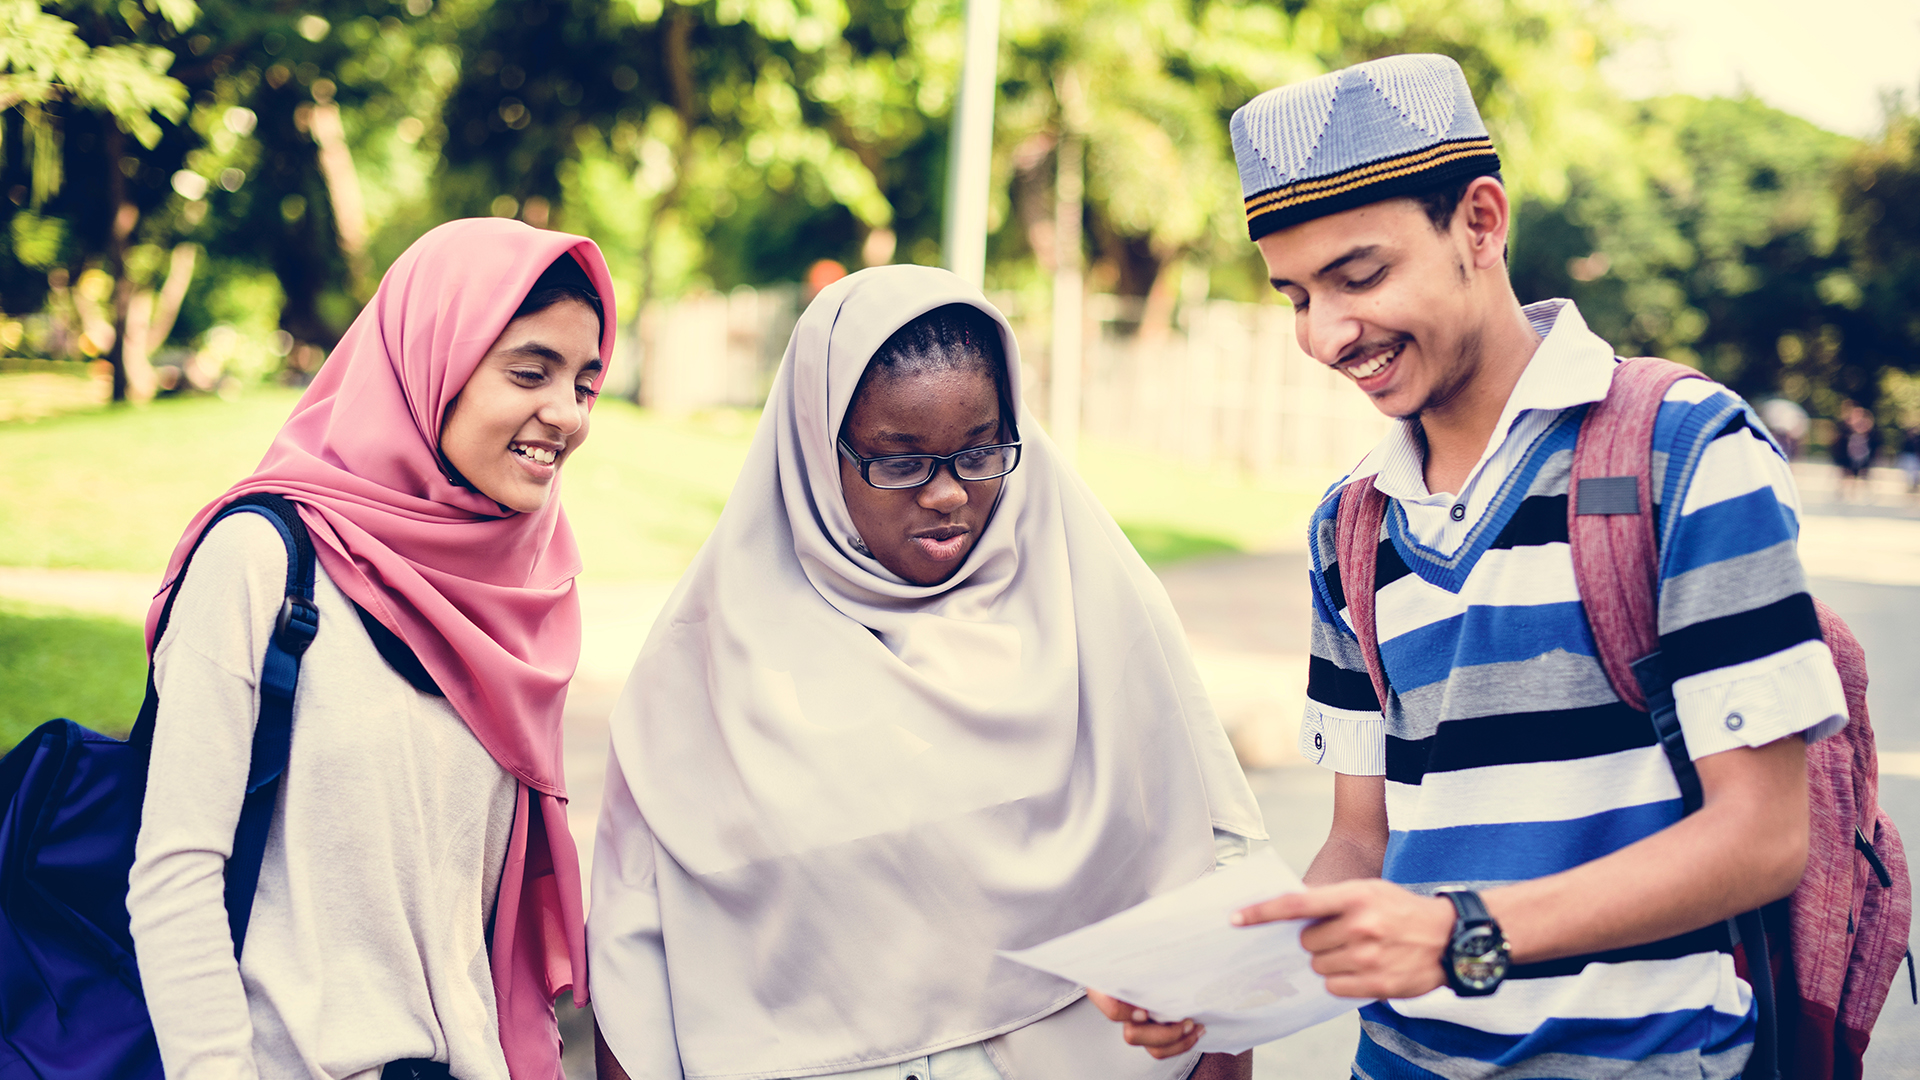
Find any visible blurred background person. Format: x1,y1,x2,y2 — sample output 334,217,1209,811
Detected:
1834,403,1880,501
1758,397,1810,461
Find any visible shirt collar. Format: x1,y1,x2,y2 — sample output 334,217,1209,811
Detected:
1348,298,1617,499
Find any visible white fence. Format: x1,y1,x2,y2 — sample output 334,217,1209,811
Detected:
602,284,800,409
1034,294,1389,476
620,284,1388,476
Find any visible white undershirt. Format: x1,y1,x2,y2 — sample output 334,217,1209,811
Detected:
127,513,519,1080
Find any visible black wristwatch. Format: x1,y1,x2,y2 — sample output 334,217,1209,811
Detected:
1438,889,1509,996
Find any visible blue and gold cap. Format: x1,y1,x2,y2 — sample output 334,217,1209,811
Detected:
1230,54,1500,242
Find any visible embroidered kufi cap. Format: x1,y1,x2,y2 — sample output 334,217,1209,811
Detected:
1230,54,1501,241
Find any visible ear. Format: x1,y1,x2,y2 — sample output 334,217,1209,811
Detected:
1456,176,1511,272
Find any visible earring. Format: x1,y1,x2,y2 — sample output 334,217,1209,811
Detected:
848,535,872,557
437,450,469,490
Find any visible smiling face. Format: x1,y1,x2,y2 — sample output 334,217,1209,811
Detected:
439,298,603,514
1256,178,1510,422
838,365,1007,586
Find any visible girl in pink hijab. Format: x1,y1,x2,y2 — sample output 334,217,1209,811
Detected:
125,218,612,1080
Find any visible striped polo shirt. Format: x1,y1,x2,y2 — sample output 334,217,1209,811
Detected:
1298,300,1847,1080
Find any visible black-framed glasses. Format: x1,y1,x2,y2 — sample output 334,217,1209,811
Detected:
837,439,1023,490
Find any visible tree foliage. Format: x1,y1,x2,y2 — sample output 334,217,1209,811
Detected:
2,0,1917,421
992,0,1631,320
0,0,193,159
1510,93,1920,419
1835,97,1920,412
1511,96,1858,403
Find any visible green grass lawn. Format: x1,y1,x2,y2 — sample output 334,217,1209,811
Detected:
0,384,1332,751
0,387,762,580
1075,443,1323,558
0,386,1323,579
0,599,149,750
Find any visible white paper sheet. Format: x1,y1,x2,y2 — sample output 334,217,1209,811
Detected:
999,849,1370,1054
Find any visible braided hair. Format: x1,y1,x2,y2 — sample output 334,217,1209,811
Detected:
843,303,1017,441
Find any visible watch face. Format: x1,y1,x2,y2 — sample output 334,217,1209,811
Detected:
1450,926,1509,991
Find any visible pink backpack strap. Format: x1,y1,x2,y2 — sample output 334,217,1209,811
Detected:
1571,356,1789,1079
1333,476,1392,712
1567,356,1709,713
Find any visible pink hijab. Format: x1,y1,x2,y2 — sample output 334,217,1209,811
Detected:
147,217,612,1078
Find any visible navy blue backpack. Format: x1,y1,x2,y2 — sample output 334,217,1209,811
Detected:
0,494,319,1078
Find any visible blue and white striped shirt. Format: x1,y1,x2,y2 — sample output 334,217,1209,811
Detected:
1299,300,1847,1080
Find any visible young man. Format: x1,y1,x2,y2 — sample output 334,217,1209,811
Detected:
1094,54,1847,1079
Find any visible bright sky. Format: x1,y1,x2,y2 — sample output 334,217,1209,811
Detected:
1605,0,1920,136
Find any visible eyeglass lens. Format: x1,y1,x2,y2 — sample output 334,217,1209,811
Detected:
868,445,1018,488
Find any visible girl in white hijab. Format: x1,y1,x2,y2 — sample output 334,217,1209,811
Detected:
590,266,1265,1080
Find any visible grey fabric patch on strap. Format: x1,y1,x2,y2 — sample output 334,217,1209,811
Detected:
1576,476,1640,515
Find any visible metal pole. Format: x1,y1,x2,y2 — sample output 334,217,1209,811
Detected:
942,0,1000,288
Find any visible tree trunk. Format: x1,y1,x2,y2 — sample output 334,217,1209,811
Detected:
1049,68,1089,461
1137,251,1184,347
307,99,372,297
1050,131,1084,461
632,9,698,405
100,123,151,403
146,243,198,351
121,243,199,390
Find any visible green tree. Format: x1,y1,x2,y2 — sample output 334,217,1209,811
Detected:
2,0,195,400
3,1,468,394
989,0,1634,319
1509,95,1859,407
438,0,938,314
158,1,472,356
1835,95,1920,414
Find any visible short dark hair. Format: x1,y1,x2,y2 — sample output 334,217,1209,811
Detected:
843,303,1017,440
1410,171,1503,231
514,254,605,336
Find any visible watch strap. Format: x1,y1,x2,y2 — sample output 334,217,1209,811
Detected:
1442,888,1492,926
1439,888,1508,997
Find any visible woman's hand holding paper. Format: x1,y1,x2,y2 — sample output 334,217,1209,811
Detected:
1085,990,1204,1060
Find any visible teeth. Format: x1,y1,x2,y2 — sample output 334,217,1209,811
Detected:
512,443,557,464
1346,344,1402,380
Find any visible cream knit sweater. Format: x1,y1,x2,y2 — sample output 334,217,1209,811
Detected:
128,513,518,1080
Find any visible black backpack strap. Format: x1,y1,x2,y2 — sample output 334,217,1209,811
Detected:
134,494,318,958
214,496,318,957
1618,510,1782,1080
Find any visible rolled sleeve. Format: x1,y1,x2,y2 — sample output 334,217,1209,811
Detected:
1299,700,1386,774
1673,637,1847,759
1302,528,1386,774
1658,397,1847,760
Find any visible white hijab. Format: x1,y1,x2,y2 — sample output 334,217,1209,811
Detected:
590,265,1264,1079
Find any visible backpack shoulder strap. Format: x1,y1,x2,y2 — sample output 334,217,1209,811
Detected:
214,496,317,956
1570,359,1786,1080
1333,477,1392,712
1567,356,1707,717
135,494,318,957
